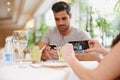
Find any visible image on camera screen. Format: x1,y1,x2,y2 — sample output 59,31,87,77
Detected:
69,41,89,53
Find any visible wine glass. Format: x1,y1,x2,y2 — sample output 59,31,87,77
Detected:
12,30,28,67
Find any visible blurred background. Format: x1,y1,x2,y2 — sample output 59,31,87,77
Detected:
0,0,120,49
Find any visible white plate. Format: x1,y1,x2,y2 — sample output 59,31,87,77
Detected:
30,63,42,68
42,60,68,68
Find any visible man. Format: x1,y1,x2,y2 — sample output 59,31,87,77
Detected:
39,1,90,61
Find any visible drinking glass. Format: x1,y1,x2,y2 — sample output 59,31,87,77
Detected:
57,47,64,61
12,30,28,66
30,46,42,63
30,45,46,63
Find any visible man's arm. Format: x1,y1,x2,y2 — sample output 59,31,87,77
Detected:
39,42,48,49
39,42,49,61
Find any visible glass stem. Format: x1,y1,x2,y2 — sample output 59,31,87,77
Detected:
18,50,23,64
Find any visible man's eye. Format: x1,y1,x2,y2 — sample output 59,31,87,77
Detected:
55,18,59,21
62,17,67,20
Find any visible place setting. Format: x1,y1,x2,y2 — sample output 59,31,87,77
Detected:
29,46,69,69
41,60,68,68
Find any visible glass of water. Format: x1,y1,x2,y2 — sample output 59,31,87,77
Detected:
12,30,28,66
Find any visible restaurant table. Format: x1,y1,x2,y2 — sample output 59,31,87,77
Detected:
0,59,99,80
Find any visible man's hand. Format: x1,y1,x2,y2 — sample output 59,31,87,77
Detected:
41,46,58,61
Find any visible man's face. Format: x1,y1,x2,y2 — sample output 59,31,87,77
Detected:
53,10,71,32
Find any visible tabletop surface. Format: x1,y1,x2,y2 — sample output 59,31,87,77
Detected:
0,60,99,80
0,48,99,80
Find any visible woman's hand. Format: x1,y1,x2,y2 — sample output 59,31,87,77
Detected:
61,43,75,62
84,39,108,55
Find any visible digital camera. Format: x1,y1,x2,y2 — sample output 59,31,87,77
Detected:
69,40,89,53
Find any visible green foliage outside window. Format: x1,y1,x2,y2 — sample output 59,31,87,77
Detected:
35,21,50,44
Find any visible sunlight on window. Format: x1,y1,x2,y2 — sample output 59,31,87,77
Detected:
45,9,56,27
25,19,35,29
88,0,117,15
88,0,118,47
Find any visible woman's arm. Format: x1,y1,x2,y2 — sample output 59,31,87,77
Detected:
61,42,120,80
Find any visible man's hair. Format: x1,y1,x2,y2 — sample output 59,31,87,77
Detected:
52,1,71,15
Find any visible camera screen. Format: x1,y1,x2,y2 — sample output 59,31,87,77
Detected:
69,41,89,51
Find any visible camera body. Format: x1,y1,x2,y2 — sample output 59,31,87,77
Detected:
69,40,89,53
49,45,56,49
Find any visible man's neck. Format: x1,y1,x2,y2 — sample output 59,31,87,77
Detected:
60,27,72,37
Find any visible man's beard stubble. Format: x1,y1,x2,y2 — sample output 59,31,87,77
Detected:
58,25,69,32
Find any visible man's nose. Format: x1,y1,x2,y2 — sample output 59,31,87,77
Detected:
59,19,64,24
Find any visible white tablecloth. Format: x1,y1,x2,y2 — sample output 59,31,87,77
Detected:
0,60,99,80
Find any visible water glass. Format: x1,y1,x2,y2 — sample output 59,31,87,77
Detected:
12,30,28,67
